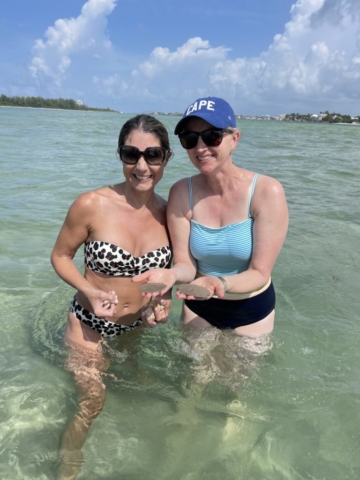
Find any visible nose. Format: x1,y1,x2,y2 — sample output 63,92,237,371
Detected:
135,155,148,169
194,134,206,149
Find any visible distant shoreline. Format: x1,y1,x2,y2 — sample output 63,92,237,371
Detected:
2,106,359,124
0,105,119,113
328,122,360,126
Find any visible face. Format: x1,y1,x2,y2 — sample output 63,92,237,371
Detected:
182,117,240,173
122,129,168,191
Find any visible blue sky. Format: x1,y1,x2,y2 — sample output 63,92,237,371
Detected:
1,0,359,115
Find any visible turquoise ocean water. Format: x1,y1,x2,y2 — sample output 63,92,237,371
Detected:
1,107,359,479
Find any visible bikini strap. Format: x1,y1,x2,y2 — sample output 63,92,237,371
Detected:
188,177,193,217
248,173,259,218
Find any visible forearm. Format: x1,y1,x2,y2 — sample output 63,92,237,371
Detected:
222,269,270,294
171,261,197,285
51,254,95,296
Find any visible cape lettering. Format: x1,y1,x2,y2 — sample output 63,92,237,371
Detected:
186,100,215,116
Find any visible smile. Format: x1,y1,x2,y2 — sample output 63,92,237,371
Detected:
134,174,152,180
197,155,214,161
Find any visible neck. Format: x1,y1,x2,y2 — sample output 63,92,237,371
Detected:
203,158,240,194
117,182,157,210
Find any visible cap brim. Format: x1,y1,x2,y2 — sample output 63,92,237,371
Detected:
174,118,188,135
174,114,216,135
174,113,229,135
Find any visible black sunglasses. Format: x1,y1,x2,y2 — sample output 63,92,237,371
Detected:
119,146,170,166
178,128,232,150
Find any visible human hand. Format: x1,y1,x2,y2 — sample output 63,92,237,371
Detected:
141,298,172,328
176,276,226,300
86,289,119,318
132,268,177,300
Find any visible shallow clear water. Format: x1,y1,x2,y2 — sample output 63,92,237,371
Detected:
1,107,359,479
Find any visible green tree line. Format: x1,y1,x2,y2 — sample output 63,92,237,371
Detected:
285,111,360,123
0,94,117,112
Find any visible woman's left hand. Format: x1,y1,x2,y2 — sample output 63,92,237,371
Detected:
141,298,172,328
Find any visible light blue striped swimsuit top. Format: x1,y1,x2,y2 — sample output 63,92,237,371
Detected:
189,174,259,276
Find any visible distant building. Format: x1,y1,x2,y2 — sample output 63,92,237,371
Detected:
311,113,327,121
76,100,83,106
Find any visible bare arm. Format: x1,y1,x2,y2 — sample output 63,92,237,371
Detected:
222,175,288,293
167,179,197,282
51,192,117,316
177,175,288,299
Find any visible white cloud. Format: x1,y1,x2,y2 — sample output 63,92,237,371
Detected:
29,0,117,86
93,0,359,113
310,0,360,25
132,38,230,78
206,0,360,110
93,74,129,96
27,0,360,113
94,37,231,107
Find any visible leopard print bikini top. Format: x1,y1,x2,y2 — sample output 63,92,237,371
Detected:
84,241,171,277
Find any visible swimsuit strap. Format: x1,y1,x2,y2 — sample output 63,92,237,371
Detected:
189,174,258,218
248,173,259,218
188,177,193,218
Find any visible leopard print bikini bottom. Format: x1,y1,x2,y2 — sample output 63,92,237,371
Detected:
69,296,142,338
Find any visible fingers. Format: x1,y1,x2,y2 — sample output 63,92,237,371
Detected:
213,283,226,299
110,290,119,305
153,300,169,324
101,291,119,309
98,291,118,318
141,305,157,328
212,288,224,299
100,303,117,316
176,291,192,300
141,290,160,301
141,299,170,327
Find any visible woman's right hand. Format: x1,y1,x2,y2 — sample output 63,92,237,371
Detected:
85,289,119,318
132,268,177,300
141,298,172,328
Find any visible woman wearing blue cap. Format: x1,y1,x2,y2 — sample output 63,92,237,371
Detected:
134,97,288,337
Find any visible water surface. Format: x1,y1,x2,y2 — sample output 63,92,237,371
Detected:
1,107,359,479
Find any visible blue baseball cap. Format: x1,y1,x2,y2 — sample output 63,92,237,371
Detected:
174,96,236,134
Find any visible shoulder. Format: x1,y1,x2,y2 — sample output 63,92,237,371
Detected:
255,174,286,198
67,188,111,221
168,177,193,208
169,174,201,196
70,189,104,210
168,177,196,220
169,177,190,194
252,174,287,216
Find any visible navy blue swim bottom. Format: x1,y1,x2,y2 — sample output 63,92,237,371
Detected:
184,281,275,330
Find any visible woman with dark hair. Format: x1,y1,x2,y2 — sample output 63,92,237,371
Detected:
51,114,172,479
134,97,288,339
